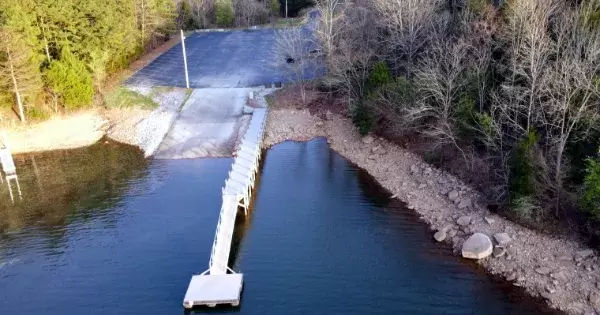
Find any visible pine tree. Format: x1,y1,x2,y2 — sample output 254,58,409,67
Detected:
0,0,43,122
45,48,94,110
0,29,43,122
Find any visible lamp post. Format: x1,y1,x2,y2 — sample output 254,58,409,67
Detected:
180,29,190,89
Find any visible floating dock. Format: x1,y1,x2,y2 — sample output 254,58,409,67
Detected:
183,106,267,309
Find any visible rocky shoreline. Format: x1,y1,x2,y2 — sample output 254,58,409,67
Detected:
105,86,188,157
263,107,600,315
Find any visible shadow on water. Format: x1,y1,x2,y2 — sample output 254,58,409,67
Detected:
0,139,149,236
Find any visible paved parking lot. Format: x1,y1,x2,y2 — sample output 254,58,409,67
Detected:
127,24,321,88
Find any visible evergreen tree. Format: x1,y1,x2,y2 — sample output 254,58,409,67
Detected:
215,0,235,27
45,49,94,110
0,0,43,122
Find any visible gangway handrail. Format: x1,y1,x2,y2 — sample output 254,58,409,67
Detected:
206,107,268,276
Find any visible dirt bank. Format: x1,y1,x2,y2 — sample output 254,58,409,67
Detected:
264,107,600,315
3,111,108,154
3,86,187,156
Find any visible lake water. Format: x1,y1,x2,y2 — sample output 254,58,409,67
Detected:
0,138,554,314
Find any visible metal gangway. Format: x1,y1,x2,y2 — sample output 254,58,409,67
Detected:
183,107,268,309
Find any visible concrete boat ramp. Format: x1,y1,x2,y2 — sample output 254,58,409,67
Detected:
155,88,253,159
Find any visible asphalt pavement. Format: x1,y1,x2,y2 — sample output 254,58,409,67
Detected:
126,12,322,88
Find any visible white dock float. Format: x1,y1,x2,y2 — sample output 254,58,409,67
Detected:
183,106,268,309
183,272,243,308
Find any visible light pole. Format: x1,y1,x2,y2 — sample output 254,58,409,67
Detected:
180,29,190,89
285,0,288,18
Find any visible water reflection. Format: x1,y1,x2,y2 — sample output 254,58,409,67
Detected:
0,139,149,234
0,138,555,314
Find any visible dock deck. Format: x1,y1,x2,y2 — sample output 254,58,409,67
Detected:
183,273,243,308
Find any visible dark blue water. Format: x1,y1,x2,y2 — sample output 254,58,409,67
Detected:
0,139,553,314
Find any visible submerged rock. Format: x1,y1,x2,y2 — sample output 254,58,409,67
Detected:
462,233,493,259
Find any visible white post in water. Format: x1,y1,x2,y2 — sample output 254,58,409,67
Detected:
181,29,190,89
0,131,22,203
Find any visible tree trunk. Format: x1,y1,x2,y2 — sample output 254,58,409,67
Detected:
40,16,52,63
5,45,26,123
554,141,565,217
141,0,146,48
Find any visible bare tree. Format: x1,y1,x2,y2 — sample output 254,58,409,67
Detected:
497,0,558,137
189,0,215,28
413,39,470,161
325,4,378,101
274,27,316,103
234,0,269,27
464,8,495,112
372,0,443,76
541,6,600,215
314,0,344,67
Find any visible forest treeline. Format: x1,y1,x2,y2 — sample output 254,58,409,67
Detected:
311,0,600,234
177,0,313,29
0,0,311,123
0,0,176,122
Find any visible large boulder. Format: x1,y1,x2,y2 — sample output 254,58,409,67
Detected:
462,233,493,259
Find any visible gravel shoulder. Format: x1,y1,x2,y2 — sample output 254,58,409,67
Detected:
264,107,600,315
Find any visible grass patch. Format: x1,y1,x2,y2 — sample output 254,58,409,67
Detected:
105,87,158,110
150,86,175,97
272,17,305,28
25,106,52,121
265,94,274,108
